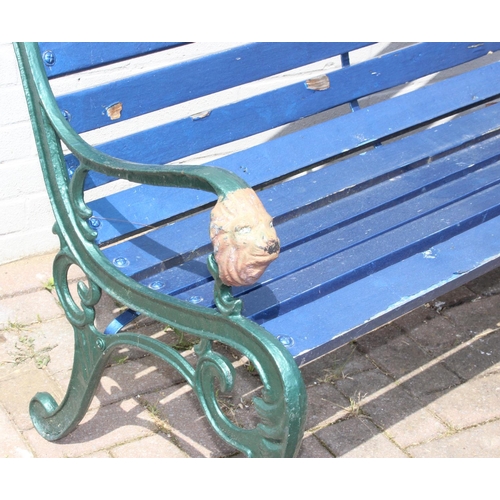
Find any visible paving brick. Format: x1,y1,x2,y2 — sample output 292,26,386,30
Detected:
425,371,500,429
0,325,20,367
364,332,434,379
467,330,500,377
430,285,478,310
440,333,500,381
304,382,351,430
94,355,186,408
408,419,500,457
359,320,463,401
3,251,500,458
82,450,113,458
0,402,34,457
24,317,75,389
0,251,87,299
0,363,64,431
355,322,407,353
110,432,189,458
137,384,236,458
24,398,158,457
467,266,500,296
301,341,374,387
406,314,474,358
335,370,449,449
397,362,462,402
371,401,449,450
0,251,56,298
0,290,63,329
443,294,500,335
315,416,408,458
297,434,335,458
393,304,439,332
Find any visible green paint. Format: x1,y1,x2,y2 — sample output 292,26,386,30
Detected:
14,42,307,457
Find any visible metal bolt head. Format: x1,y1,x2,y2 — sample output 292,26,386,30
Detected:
113,257,130,268
42,50,56,66
149,281,165,290
188,296,203,304
278,335,294,347
88,217,101,229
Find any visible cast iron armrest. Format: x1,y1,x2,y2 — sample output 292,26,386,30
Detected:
16,42,280,287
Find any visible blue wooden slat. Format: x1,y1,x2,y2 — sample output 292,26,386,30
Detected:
38,42,190,78
212,62,500,182
89,64,500,244
101,109,500,287
90,184,215,245
236,175,500,323
56,42,373,134
100,121,500,326
66,41,500,179
134,208,500,364
67,43,500,366
24,41,500,371
256,136,500,270
168,153,500,311
264,215,500,363
133,146,500,301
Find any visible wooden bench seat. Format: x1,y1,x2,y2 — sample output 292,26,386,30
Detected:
15,41,500,457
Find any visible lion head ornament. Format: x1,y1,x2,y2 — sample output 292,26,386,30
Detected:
209,188,280,287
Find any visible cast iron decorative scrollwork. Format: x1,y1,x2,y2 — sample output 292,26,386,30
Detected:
52,243,101,329
15,41,307,455
207,254,243,317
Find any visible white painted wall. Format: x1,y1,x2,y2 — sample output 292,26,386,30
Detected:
0,42,236,265
0,42,237,265
0,42,58,265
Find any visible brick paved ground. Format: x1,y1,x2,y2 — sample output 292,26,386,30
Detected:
1,251,500,458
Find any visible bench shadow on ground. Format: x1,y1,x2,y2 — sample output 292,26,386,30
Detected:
298,278,500,457
44,267,500,458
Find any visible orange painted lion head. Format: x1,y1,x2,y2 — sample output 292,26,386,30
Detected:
209,188,280,287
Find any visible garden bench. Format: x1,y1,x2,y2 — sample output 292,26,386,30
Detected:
15,41,500,457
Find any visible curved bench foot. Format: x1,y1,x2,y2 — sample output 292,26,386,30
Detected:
29,325,111,442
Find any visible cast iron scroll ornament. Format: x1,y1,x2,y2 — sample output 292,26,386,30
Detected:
14,42,307,457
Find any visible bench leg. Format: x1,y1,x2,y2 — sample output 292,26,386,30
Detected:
29,247,111,441
192,336,307,457
193,255,308,457
30,244,307,456
30,323,112,441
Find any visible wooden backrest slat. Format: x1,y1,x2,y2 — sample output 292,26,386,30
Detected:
54,42,500,138
87,63,500,244
66,43,500,192
99,102,500,281
51,42,374,134
38,42,190,77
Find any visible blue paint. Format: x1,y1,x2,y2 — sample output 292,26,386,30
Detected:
93,78,500,245
39,42,500,364
38,42,189,77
